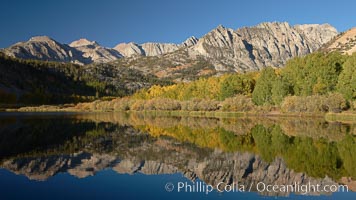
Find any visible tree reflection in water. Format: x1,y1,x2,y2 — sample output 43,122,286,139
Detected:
0,112,355,196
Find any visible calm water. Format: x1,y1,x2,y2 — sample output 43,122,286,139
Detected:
0,112,355,200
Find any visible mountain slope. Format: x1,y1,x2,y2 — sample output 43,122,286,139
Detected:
0,53,170,105
113,42,145,57
0,22,339,77
294,23,338,44
113,36,198,57
110,22,338,81
69,38,123,63
1,37,123,65
188,22,338,71
113,42,179,57
1,36,90,64
321,27,356,55
0,52,95,104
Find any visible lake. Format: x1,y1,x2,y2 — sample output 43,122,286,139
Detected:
0,112,355,200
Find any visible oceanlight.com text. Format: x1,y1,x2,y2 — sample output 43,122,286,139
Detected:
164,181,349,195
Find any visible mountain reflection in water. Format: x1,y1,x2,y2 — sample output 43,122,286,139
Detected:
0,112,355,199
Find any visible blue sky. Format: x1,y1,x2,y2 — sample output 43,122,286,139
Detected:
0,0,355,48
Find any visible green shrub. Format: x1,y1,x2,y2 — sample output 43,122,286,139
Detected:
252,67,276,105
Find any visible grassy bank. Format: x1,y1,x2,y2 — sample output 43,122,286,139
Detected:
128,110,246,118
4,104,78,112
4,105,331,120
130,110,328,118
3,94,356,122
325,112,356,123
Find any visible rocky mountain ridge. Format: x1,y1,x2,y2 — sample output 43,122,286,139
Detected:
0,35,198,65
186,22,338,71
1,36,126,65
113,36,199,57
1,36,90,64
68,38,123,63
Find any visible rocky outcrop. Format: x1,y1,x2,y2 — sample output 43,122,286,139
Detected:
1,36,90,65
321,27,356,55
180,36,199,47
69,38,100,47
294,23,338,45
113,42,145,57
114,42,189,57
114,36,198,57
141,42,179,56
69,38,123,63
188,22,338,71
1,37,122,65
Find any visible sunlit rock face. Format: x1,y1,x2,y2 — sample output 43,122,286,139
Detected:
1,37,123,65
189,22,338,71
1,22,337,72
69,38,123,63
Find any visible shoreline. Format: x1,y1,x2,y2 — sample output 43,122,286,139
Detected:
5,106,356,123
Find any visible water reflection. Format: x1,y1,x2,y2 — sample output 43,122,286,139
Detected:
0,112,355,197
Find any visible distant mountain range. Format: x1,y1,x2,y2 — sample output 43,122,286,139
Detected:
0,35,199,65
1,22,347,72
2,21,356,105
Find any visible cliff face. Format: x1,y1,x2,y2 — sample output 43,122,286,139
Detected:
109,22,338,80
181,36,199,47
188,22,338,71
69,38,123,63
141,42,179,56
113,37,198,57
113,42,145,57
294,23,338,45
